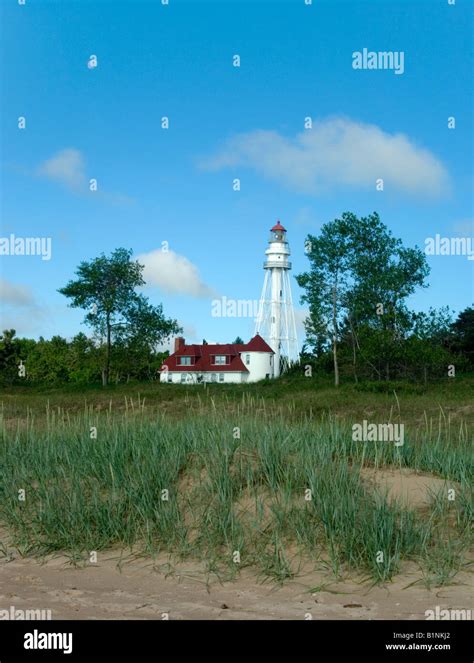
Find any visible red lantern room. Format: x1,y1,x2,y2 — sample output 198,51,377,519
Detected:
270,220,287,243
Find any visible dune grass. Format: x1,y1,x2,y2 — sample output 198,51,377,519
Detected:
0,393,471,585
1,372,473,426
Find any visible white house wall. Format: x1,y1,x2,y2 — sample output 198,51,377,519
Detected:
160,371,247,384
160,351,273,384
242,351,273,382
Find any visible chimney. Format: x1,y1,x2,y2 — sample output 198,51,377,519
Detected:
174,337,185,352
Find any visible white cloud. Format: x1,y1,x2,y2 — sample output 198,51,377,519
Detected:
181,322,198,340
137,249,217,298
37,148,87,191
200,117,450,197
157,322,200,352
0,278,35,306
36,149,134,205
0,279,49,335
294,307,309,334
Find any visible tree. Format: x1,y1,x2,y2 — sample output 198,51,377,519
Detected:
67,333,102,383
232,336,244,344
0,329,19,384
0,330,36,385
297,212,431,384
27,336,70,384
296,217,353,386
59,248,181,386
345,213,429,380
450,306,474,364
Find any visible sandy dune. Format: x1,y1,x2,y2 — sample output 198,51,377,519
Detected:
1,470,471,620
0,549,472,620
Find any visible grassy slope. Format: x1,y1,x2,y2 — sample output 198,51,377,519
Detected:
0,376,472,584
1,373,474,426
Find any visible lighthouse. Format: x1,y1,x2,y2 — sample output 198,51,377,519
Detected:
255,221,299,377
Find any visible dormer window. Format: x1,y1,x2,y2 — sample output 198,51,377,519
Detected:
178,356,193,366
212,355,228,365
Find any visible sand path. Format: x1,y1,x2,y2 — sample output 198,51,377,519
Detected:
1,550,471,620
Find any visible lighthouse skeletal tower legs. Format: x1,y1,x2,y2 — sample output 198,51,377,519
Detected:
270,266,282,377
255,221,299,377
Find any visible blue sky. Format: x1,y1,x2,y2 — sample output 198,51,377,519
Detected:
1,0,473,347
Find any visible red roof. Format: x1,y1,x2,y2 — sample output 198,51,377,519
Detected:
162,334,274,373
270,220,287,232
245,335,275,352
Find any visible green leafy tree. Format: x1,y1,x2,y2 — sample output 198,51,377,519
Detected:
67,332,102,383
450,306,474,364
27,336,70,384
345,213,429,380
298,212,430,384
59,248,181,385
0,330,36,384
0,329,19,384
296,217,352,386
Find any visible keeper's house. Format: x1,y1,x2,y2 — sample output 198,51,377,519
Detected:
160,334,274,384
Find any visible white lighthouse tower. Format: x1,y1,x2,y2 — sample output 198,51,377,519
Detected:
255,221,299,377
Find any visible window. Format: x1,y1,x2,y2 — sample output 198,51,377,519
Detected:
167,373,173,383
178,356,192,366
213,355,227,365
245,354,250,365
180,373,186,383
211,373,217,383
219,373,224,383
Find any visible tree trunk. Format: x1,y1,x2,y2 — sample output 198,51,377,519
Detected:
103,314,111,387
332,285,339,387
352,340,358,383
348,316,358,383
333,336,339,386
